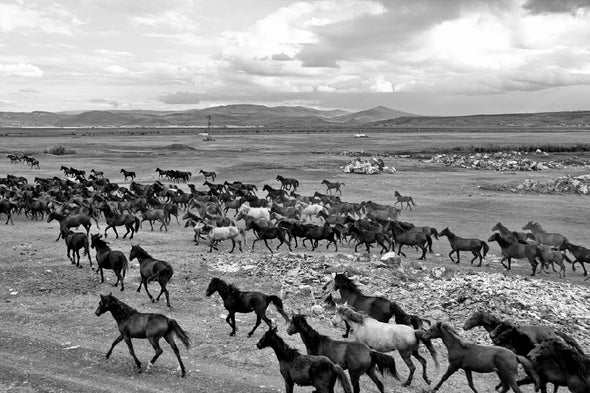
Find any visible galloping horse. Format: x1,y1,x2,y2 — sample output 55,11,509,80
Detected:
275,175,299,191
95,294,190,376
203,225,246,253
439,227,489,266
522,221,568,248
199,169,216,182
129,245,174,309
488,233,542,276
101,204,140,239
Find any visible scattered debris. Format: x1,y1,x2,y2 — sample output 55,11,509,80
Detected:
428,150,589,171
503,174,590,194
342,157,396,175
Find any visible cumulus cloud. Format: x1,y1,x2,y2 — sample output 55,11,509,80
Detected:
90,98,122,108
0,63,43,77
159,91,200,105
0,3,80,35
271,53,292,61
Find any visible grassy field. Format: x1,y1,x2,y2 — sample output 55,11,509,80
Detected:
1,128,589,393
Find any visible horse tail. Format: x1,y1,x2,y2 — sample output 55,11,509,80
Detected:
481,241,490,258
268,295,289,323
169,319,191,349
83,236,90,256
415,330,439,370
134,216,140,232
555,331,585,355
370,351,399,380
119,254,129,276
517,355,540,391
333,364,353,393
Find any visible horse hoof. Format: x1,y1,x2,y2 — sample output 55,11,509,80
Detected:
229,332,235,336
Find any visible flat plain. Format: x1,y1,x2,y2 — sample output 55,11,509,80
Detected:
1,128,589,393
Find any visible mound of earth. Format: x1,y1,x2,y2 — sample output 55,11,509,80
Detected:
158,143,196,150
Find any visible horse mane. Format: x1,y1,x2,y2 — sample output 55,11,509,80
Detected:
107,294,137,317
269,330,301,360
539,339,590,378
92,236,110,249
211,277,240,296
334,274,362,295
337,305,365,324
292,314,327,349
132,245,151,258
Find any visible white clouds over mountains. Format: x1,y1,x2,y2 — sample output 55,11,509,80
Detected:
1,0,590,115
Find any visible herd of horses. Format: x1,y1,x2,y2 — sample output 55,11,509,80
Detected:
1,163,590,392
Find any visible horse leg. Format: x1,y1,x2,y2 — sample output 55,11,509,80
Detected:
229,239,236,253
146,336,164,372
263,239,274,254
342,321,351,338
448,250,455,263
364,367,384,393
75,249,82,268
105,333,123,359
156,282,172,309
113,226,119,239
226,312,237,336
123,224,131,239
419,245,427,260
399,350,416,386
412,349,430,385
500,257,510,270
431,364,459,392
464,369,480,393
115,269,124,291
99,267,105,283
349,370,364,393
397,244,406,257
251,238,259,252
123,336,142,373
164,333,186,377
248,314,263,337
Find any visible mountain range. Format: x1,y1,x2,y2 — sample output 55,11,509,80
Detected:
1,104,590,128
0,105,414,128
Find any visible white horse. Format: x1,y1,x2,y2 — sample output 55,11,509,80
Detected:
332,304,437,387
204,225,246,253
296,201,328,222
238,204,271,221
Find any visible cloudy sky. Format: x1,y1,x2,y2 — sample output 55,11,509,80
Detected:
1,0,590,115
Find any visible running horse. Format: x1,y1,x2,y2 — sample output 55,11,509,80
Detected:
522,221,568,248
120,168,136,182
394,191,415,211
47,211,92,241
321,179,345,195
275,175,299,191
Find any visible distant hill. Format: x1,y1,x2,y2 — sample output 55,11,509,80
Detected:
330,106,416,124
367,111,590,128
0,104,407,128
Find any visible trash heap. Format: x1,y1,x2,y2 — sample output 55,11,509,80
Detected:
428,150,571,171
342,157,396,175
205,252,590,350
507,174,590,194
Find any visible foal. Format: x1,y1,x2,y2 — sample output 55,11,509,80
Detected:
257,327,353,393
95,294,190,376
62,229,92,268
205,277,289,336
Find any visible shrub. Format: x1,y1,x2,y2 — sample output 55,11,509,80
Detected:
44,145,77,155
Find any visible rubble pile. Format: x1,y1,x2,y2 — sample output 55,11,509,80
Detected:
506,174,590,194
205,252,590,349
342,157,396,175
428,150,582,171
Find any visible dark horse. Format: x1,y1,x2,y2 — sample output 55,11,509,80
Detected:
47,211,92,241
247,219,292,254
275,175,299,191
95,293,190,376
527,338,590,393
62,229,92,268
120,168,136,181
331,274,433,344
129,245,174,309
559,240,590,276
488,232,541,276
394,191,415,211
463,310,585,356
101,204,140,239
287,313,399,393
91,234,128,291
257,326,353,393
422,322,539,393
387,221,430,260
439,227,489,266
205,277,289,337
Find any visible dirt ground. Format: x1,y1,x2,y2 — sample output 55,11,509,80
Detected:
1,129,590,393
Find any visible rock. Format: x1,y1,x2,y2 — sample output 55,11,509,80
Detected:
380,251,402,268
311,305,324,315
